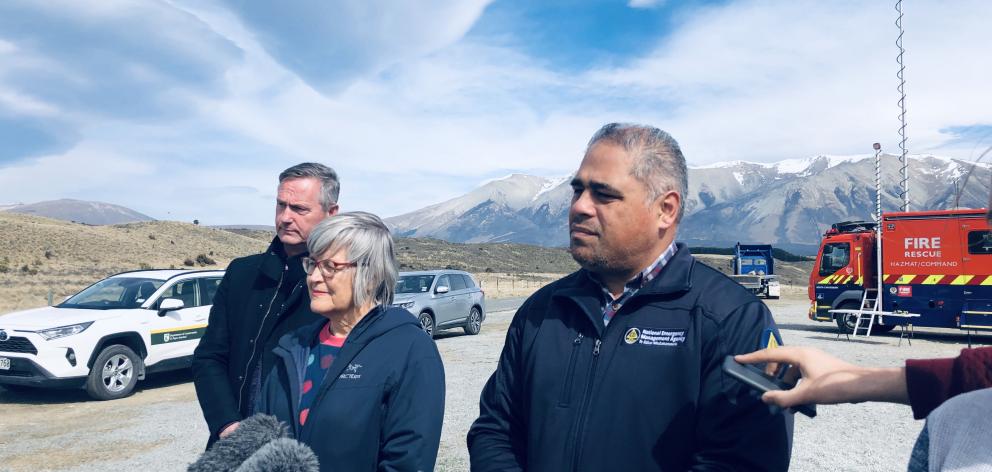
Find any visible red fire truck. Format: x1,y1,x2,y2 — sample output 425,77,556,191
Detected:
809,208,992,333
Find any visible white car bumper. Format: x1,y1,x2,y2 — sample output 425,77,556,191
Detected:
0,331,92,387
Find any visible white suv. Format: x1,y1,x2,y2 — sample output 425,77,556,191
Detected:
0,269,224,400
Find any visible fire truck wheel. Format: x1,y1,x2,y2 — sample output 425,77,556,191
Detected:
834,302,861,334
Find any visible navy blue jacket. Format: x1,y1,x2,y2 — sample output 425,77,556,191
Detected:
257,306,445,472
468,244,793,471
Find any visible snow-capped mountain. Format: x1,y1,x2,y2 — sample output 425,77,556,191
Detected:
386,173,572,246
386,154,991,250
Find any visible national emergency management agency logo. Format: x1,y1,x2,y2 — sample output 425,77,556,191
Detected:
0,329,8,342
624,327,640,345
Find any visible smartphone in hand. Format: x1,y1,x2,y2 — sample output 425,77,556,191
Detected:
722,356,817,418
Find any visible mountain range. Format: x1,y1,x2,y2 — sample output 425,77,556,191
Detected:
386,154,991,254
1,199,154,225
5,154,988,255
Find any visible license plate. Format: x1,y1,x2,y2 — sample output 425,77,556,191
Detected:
0,357,9,370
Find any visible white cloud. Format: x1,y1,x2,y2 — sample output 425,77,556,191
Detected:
0,38,16,54
1,0,990,224
214,0,494,94
586,0,992,164
0,90,59,117
628,0,666,9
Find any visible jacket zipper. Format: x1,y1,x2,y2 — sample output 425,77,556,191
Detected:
272,344,304,438
568,337,601,471
558,333,584,406
237,263,287,410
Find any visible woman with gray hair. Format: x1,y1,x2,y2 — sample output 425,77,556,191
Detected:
255,211,445,472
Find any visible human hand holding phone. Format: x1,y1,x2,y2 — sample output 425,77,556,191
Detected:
722,355,817,417
734,347,909,408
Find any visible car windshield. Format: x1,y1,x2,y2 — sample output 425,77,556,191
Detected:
60,277,165,310
396,275,436,294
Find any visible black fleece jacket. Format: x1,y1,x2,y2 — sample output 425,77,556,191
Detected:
192,238,318,447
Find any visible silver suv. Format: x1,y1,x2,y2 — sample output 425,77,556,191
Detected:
393,270,486,337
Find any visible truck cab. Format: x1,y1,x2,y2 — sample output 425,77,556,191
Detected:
731,243,781,299
808,221,877,330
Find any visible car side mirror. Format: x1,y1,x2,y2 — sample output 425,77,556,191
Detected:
158,298,185,316
435,285,450,294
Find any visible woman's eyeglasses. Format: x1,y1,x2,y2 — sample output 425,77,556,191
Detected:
302,257,356,277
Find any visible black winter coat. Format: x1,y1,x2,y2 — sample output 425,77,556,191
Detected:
256,306,445,472
192,238,319,446
467,243,793,471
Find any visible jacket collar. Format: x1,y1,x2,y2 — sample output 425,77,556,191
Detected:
276,305,418,353
259,236,304,281
551,242,695,335
629,242,694,296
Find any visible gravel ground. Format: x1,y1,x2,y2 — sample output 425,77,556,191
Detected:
1,293,987,471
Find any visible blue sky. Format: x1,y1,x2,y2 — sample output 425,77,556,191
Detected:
0,0,989,224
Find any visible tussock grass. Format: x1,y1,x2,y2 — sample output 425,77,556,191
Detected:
0,213,267,314
0,213,814,315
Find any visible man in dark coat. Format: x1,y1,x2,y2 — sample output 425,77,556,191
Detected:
467,123,793,471
192,162,340,447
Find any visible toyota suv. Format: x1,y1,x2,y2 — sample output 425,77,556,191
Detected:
0,269,224,400
393,270,486,337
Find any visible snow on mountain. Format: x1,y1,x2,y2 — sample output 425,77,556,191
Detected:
387,153,991,248
532,175,571,202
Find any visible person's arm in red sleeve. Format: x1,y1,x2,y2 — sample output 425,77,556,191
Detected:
906,346,992,419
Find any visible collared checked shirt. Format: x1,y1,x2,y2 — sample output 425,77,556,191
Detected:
597,243,678,327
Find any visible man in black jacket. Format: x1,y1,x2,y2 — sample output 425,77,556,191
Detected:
192,162,339,447
467,123,793,471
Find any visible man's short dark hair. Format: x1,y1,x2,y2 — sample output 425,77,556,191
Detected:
279,163,340,211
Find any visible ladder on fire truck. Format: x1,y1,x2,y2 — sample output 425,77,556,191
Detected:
852,288,880,337
831,137,921,345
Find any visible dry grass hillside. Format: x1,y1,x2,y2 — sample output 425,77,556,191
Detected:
223,230,582,273
0,213,267,313
0,212,815,314
694,253,814,296
394,238,578,273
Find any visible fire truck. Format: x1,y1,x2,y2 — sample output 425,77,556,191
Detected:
809,208,992,333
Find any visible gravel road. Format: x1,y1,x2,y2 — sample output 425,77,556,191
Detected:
1,293,986,471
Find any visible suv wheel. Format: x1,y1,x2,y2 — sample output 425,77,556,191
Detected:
419,312,435,339
463,307,483,335
86,344,142,400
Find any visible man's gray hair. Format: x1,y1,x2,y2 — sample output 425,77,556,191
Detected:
587,123,689,222
307,212,398,307
279,163,340,211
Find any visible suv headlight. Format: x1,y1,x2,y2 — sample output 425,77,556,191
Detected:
395,301,415,309
34,321,94,340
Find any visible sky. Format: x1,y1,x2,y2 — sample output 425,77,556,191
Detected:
0,0,989,225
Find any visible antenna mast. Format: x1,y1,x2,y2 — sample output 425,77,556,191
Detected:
873,143,883,310
895,0,910,211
